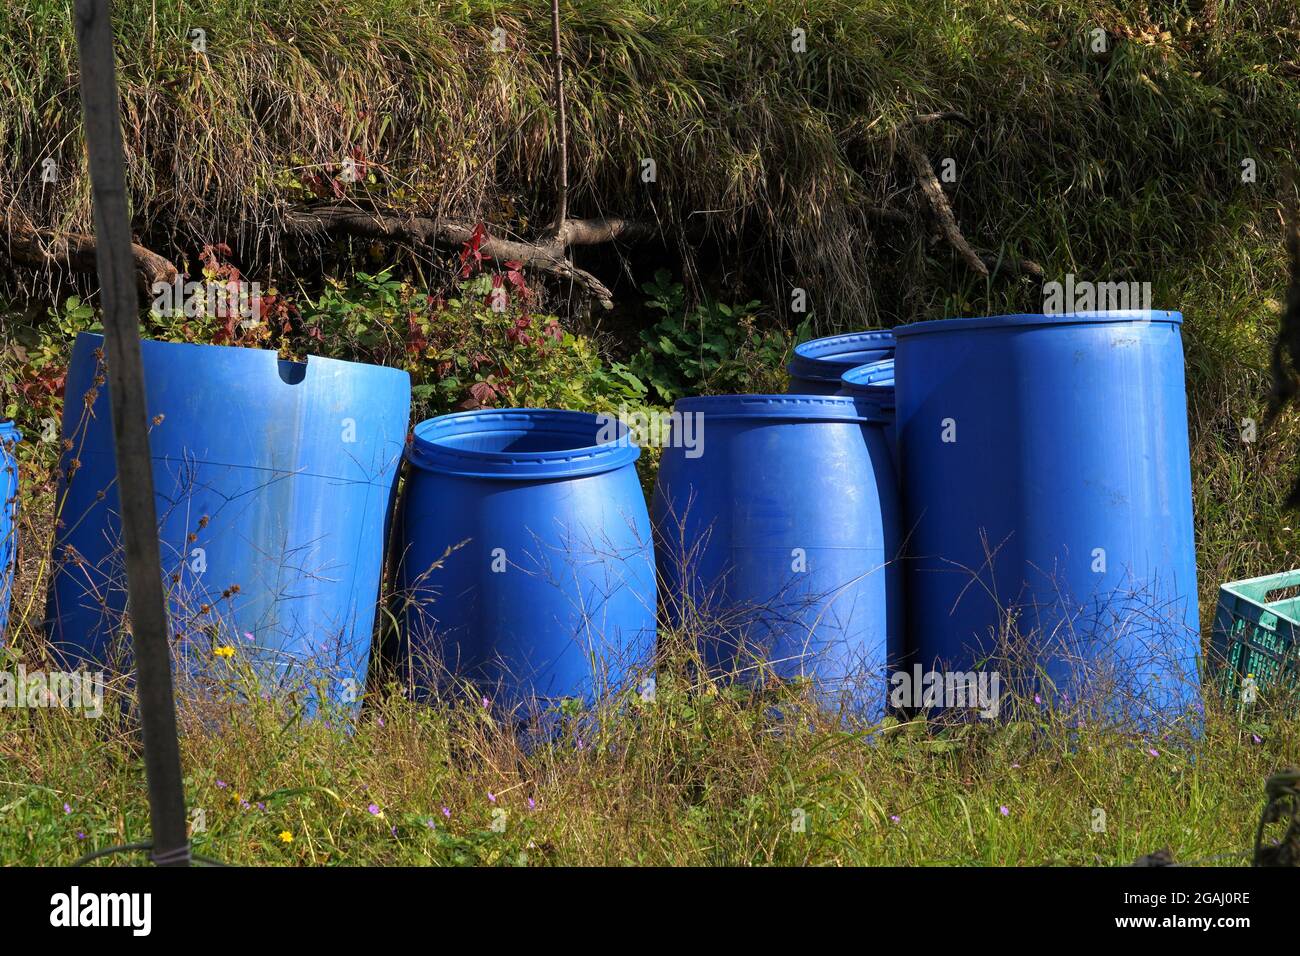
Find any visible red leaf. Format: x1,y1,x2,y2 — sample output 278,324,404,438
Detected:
469,380,498,405
458,223,490,278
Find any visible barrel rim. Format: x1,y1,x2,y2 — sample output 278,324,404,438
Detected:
0,419,20,443
840,358,895,389
673,394,891,424
838,362,896,412
787,330,896,381
407,408,640,479
71,331,412,385
894,310,1183,338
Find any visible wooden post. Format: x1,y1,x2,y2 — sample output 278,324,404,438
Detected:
548,0,569,239
72,0,190,866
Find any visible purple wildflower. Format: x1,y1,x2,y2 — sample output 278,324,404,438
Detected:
368,803,381,816
999,805,1010,817
441,806,451,818
63,803,72,815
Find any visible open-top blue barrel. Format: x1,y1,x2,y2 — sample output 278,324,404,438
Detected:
48,333,410,704
787,331,894,394
1,420,20,642
395,408,656,712
894,311,1199,725
653,395,901,718
838,359,896,469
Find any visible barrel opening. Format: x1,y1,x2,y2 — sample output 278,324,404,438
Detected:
278,359,307,385
409,409,638,478
440,423,604,455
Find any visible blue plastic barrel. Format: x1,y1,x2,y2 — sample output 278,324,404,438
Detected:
653,395,902,717
894,312,1200,724
48,333,410,703
787,331,895,394
838,359,896,469
1,420,20,642
395,408,656,711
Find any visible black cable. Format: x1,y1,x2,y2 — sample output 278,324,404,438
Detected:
72,842,153,866
73,841,227,867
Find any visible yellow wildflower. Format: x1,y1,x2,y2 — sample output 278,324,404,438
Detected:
279,830,293,844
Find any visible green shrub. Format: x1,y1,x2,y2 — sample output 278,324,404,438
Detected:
630,270,791,402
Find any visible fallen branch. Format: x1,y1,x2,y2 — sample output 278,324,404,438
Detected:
555,216,659,246
979,251,1045,280
0,213,178,294
282,204,659,308
862,205,912,227
894,117,989,277
0,205,657,309
900,110,978,131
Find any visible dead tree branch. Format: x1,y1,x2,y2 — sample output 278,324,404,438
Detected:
878,110,1043,282
895,117,989,277
901,110,978,131
979,251,1045,280
0,205,661,309
281,204,651,307
0,213,178,294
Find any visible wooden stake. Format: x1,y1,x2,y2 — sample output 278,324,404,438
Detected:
549,0,569,240
72,0,189,866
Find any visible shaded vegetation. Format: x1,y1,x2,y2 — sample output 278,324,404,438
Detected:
0,0,1295,325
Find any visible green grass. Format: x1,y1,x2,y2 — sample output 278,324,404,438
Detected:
0,668,1292,866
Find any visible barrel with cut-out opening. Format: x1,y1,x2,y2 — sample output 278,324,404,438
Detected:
47,333,410,702
894,311,1199,724
653,395,901,718
0,420,20,642
786,331,894,394
395,408,656,711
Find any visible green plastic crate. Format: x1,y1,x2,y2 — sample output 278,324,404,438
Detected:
1211,570,1300,702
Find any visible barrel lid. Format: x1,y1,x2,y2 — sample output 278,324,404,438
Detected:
894,310,1183,338
673,394,891,424
787,331,895,382
407,408,640,480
